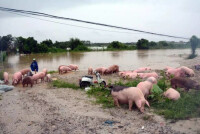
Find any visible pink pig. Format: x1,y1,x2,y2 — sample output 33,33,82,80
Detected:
12,72,22,85
42,68,48,75
46,74,52,82
68,64,79,71
163,88,180,100
126,72,138,79
59,66,72,74
137,72,158,79
95,67,106,75
137,78,155,98
32,73,40,84
147,77,157,84
88,67,93,75
165,68,185,78
3,72,9,84
20,68,31,77
111,87,150,112
180,66,195,77
134,67,151,73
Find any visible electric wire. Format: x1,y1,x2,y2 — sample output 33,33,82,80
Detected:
0,6,189,40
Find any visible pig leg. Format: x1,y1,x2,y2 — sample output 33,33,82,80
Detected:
128,100,133,111
113,98,120,108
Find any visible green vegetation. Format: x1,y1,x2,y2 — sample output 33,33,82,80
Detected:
51,74,200,120
87,86,114,108
152,91,200,120
52,80,79,89
48,70,58,74
1,34,196,54
107,41,136,50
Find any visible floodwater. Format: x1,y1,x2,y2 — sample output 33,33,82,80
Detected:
3,49,198,73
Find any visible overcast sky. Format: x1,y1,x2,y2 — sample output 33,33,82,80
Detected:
0,0,199,43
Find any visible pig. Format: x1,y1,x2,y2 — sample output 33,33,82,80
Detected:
95,67,106,75
22,76,33,87
12,72,22,85
126,72,138,79
180,66,195,77
137,79,154,98
133,67,151,73
137,72,158,79
38,72,46,82
58,65,65,74
59,66,72,74
165,68,185,78
109,65,119,73
42,68,48,76
111,87,150,112
68,64,79,71
20,68,31,77
171,77,200,91
46,74,52,82
3,72,9,84
109,85,129,92
163,88,180,100
147,77,157,84
88,67,93,75
32,73,41,84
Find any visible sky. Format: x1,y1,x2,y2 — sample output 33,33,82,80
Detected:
0,0,199,43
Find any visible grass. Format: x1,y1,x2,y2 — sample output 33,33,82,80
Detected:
152,91,200,120
86,86,114,108
51,72,200,120
52,80,79,90
48,70,58,74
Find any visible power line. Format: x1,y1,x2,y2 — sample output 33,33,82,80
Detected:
6,12,143,35
0,6,190,40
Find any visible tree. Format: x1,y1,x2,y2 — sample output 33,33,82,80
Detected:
107,41,127,49
190,35,199,56
0,34,13,52
69,38,83,50
136,39,149,49
41,39,53,47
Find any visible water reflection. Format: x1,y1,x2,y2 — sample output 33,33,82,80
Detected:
137,50,149,59
4,49,199,73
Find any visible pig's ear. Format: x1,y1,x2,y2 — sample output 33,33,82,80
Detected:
145,100,150,107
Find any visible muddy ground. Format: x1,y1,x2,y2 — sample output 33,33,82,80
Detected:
0,55,200,134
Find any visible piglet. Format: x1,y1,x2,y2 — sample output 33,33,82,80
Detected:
3,72,9,84
171,77,200,91
22,76,33,87
111,87,150,112
12,72,22,85
42,68,48,76
163,88,180,100
46,74,52,82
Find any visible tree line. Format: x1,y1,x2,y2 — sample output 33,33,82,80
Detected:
0,35,90,54
0,34,199,56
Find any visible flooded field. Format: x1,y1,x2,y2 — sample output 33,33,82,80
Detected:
4,49,199,73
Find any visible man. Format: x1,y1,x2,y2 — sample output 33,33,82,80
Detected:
30,58,38,74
